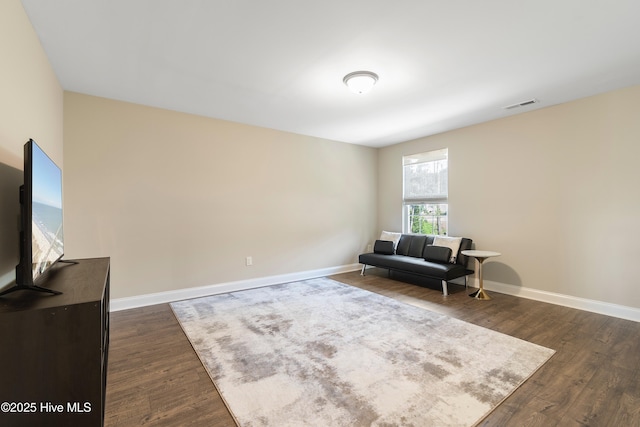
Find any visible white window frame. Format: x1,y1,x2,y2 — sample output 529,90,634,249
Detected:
402,148,448,235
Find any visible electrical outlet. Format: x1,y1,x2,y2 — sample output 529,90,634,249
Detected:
367,244,372,252
245,256,253,266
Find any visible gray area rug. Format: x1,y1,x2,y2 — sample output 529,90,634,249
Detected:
171,278,555,426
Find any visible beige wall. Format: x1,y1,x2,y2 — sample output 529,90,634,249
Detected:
3,0,639,312
64,93,377,299
379,85,640,309
0,0,63,290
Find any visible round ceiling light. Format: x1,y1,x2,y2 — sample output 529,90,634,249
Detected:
343,71,378,94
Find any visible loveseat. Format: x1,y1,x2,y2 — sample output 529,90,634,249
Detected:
359,233,474,296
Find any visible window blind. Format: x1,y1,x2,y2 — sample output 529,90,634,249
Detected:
402,148,448,204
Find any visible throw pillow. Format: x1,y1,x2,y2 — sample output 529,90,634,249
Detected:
433,236,463,263
423,245,452,264
373,240,395,255
379,231,402,252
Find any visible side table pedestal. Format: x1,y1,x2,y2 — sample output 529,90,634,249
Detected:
461,250,501,300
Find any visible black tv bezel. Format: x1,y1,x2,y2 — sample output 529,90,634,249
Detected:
0,139,65,297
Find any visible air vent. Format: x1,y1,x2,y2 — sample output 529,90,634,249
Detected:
503,98,539,110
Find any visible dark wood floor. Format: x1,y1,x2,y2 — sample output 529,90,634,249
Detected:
105,269,640,426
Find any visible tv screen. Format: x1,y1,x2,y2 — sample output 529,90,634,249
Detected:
29,140,64,282
0,139,66,296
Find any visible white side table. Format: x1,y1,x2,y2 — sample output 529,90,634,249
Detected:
461,250,501,300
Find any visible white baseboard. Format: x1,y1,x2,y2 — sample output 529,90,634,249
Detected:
113,265,640,323
110,264,361,312
476,279,640,323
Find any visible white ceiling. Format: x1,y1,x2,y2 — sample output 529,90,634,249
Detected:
21,0,640,148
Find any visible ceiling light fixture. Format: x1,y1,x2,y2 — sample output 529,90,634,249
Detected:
343,71,379,94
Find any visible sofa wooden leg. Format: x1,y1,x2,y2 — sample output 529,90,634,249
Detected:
441,280,449,296
360,265,366,276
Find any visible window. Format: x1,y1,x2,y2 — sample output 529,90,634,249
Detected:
402,148,448,235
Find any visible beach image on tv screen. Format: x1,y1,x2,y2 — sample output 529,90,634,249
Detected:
31,143,64,280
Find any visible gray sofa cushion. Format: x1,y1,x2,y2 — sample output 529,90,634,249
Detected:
395,235,411,256
373,240,394,255
358,253,472,281
396,234,428,258
423,245,452,263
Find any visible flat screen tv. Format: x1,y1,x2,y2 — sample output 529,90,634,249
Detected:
0,139,67,296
